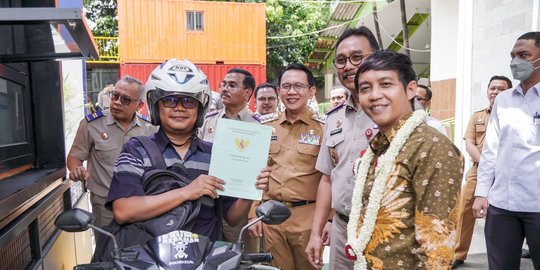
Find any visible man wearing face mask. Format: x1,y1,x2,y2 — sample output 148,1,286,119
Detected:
472,32,540,269
451,75,512,269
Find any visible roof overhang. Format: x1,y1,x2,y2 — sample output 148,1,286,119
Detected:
0,7,98,62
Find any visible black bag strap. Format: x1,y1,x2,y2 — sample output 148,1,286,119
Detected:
133,136,166,169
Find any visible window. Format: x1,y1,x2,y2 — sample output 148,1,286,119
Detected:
0,64,33,173
186,11,204,31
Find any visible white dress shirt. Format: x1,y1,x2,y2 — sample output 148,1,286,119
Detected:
475,83,540,212
425,115,449,137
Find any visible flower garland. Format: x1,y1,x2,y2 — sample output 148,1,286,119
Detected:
346,110,427,270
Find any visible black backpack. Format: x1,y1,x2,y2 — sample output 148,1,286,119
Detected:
92,136,202,262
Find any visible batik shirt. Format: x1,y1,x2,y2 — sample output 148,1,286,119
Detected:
357,119,463,269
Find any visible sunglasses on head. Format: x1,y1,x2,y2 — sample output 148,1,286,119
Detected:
161,96,198,109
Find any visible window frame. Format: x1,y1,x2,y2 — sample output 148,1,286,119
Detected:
0,63,34,174
186,10,204,32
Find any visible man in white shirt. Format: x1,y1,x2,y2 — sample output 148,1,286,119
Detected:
415,84,449,137
473,31,540,270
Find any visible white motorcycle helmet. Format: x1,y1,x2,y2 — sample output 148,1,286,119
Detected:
146,59,211,127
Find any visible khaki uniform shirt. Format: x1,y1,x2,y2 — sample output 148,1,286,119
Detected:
357,118,463,269
69,111,157,197
263,108,325,202
198,107,260,142
315,98,375,215
464,107,490,153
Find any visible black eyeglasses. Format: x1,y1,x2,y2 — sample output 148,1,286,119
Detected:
109,91,140,105
280,83,310,92
257,96,277,102
332,53,371,69
161,96,198,109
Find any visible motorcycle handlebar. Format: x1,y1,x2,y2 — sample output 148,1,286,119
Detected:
74,262,114,270
242,252,273,263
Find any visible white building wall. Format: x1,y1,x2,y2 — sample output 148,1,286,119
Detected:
469,0,533,112
431,0,459,82
452,0,536,169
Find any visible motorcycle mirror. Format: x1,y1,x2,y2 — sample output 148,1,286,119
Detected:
255,200,291,225
54,208,94,232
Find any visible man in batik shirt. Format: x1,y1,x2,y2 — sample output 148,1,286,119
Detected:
345,51,463,269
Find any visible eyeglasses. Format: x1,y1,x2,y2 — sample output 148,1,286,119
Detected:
330,95,345,101
109,91,139,105
256,96,277,102
219,82,246,91
332,53,371,69
161,96,198,109
280,83,310,92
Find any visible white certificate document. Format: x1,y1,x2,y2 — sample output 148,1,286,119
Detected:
208,118,272,200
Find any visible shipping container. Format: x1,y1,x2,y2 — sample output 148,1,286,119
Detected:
118,0,266,65
120,63,267,112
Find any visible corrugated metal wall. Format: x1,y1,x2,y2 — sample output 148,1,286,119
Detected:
120,63,266,111
118,0,266,65
120,63,267,91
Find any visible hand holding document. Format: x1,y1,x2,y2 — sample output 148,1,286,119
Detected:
208,119,272,200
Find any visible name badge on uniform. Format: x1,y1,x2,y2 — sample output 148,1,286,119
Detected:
330,128,342,136
299,129,320,145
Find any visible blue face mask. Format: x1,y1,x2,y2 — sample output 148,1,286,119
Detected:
510,57,540,81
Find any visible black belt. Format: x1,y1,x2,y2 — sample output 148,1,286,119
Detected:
264,200,315,208
337,212,349,223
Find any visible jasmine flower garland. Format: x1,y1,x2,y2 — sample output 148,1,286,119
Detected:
346,110,427,270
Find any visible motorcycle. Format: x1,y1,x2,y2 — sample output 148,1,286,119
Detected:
55,200,291,270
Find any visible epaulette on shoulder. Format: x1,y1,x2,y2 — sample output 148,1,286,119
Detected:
137,113,151,123
252,114,261,122
205,109,220,118
325,103,345,115
474,107,488,113
311,113,326,124
259,112,279,124
85,110,104,122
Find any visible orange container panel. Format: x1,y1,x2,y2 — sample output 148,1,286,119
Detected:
118,0,266,65
120,63,267,111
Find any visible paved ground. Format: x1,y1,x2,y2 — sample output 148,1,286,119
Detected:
322,219,535,269
454,219,534,270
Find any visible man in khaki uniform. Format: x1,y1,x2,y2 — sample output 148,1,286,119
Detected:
248,63,324,270
198,68,259,251
452,75,512,268
199,68,259,142
67,76,157,228
305,27,379,270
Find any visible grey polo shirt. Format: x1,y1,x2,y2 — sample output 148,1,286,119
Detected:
315,98,375,215
68,111,158,197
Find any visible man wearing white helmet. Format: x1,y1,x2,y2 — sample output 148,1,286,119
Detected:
105,59,269,242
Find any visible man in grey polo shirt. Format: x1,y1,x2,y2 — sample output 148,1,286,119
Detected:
305,27,379,270
67,76,157,228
